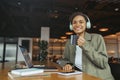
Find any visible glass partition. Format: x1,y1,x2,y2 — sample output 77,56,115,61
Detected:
0,38,4,62
5,44,17,61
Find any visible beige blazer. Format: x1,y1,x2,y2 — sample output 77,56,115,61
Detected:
59,32,114,80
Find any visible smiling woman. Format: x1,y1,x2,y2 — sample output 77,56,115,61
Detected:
57,12,115,80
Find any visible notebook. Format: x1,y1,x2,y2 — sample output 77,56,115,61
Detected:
18,45,57,71
57,71,82,76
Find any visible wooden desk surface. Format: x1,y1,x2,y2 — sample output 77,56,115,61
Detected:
0,61,102,80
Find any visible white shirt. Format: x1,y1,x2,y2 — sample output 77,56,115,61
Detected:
75,45,82,70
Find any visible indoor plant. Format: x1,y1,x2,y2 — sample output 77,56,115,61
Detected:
38,40,48,61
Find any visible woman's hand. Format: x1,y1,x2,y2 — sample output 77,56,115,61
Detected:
62,64,73,71
77,36,85,46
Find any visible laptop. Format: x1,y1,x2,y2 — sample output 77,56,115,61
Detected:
18,45,57,70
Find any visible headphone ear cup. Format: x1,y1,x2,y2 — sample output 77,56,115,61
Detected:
69,23,73,30
86,16,91,29
86,21,91,29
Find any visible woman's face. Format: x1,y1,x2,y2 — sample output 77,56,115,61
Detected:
72,15,86,35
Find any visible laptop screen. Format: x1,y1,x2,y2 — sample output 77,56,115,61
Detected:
19,45,33,68
19,45,57,70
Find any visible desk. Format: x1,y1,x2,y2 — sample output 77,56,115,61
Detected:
0,61,101,80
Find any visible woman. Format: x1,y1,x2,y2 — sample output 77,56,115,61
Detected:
58,12,114,80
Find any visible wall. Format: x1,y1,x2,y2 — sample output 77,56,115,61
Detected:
104,32,120,58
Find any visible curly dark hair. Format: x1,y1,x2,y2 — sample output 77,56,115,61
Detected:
69,12,89,23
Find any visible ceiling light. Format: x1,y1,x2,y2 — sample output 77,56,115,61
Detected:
93,25,97,28
65,32,73,35
75,7,78,10
99,28,109,32
17,1,21,5
60,36,67,39
54,10,58,13
115,8,119,11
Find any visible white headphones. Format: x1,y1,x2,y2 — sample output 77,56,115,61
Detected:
69,15,91,30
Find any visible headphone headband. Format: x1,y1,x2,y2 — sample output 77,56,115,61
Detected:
69,14,91,30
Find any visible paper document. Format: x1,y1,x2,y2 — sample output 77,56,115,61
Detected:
11,68,44,76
